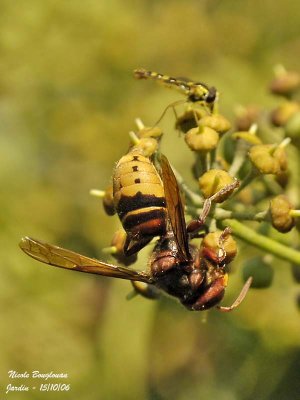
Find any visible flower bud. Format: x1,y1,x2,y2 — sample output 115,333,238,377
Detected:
269,195,295,233
175,109,205,133
199,169,236,202
200,230,237,264
102,186,116,216
110,229,137,266
185,126,219,152
131,137,158,157
270,71,300,97
236,186,254,205
235,106,260,131
130,281,160,299
198,114,231,135
270,102,299,127
275,171,290,189
243,257,274,288
273,146,288,171
138,126,163,139
285,111,300,138
248,144,287,175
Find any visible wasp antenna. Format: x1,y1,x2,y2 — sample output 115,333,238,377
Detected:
217,277,253,312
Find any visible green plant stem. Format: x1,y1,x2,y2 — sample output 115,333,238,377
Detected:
214,208,269,222
290,209,300,218
228,140,249,176
220,219,300,265
197,152,208,174
186,205,269,223
263,175,282,195
172,167,203,206
210,148,217,168
235,168,259,194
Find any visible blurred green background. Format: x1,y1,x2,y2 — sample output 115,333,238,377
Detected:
1,1,300,399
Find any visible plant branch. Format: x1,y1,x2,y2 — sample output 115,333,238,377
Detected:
220,219,300,265
214,208,269,222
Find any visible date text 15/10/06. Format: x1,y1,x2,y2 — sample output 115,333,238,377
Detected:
6,383,70,394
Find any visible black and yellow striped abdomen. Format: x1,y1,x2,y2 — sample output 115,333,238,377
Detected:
134,68,217,105
113,153,167,239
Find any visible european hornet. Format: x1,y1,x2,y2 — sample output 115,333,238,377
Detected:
20,155,252,312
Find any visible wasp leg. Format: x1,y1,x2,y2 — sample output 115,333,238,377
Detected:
188,229,208,240
219,227,232,243
187,180,240,234
186,198,212,234
185,276,226,311
217,277,253,312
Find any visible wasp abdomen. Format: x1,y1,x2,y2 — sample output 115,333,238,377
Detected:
113,153,167,241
